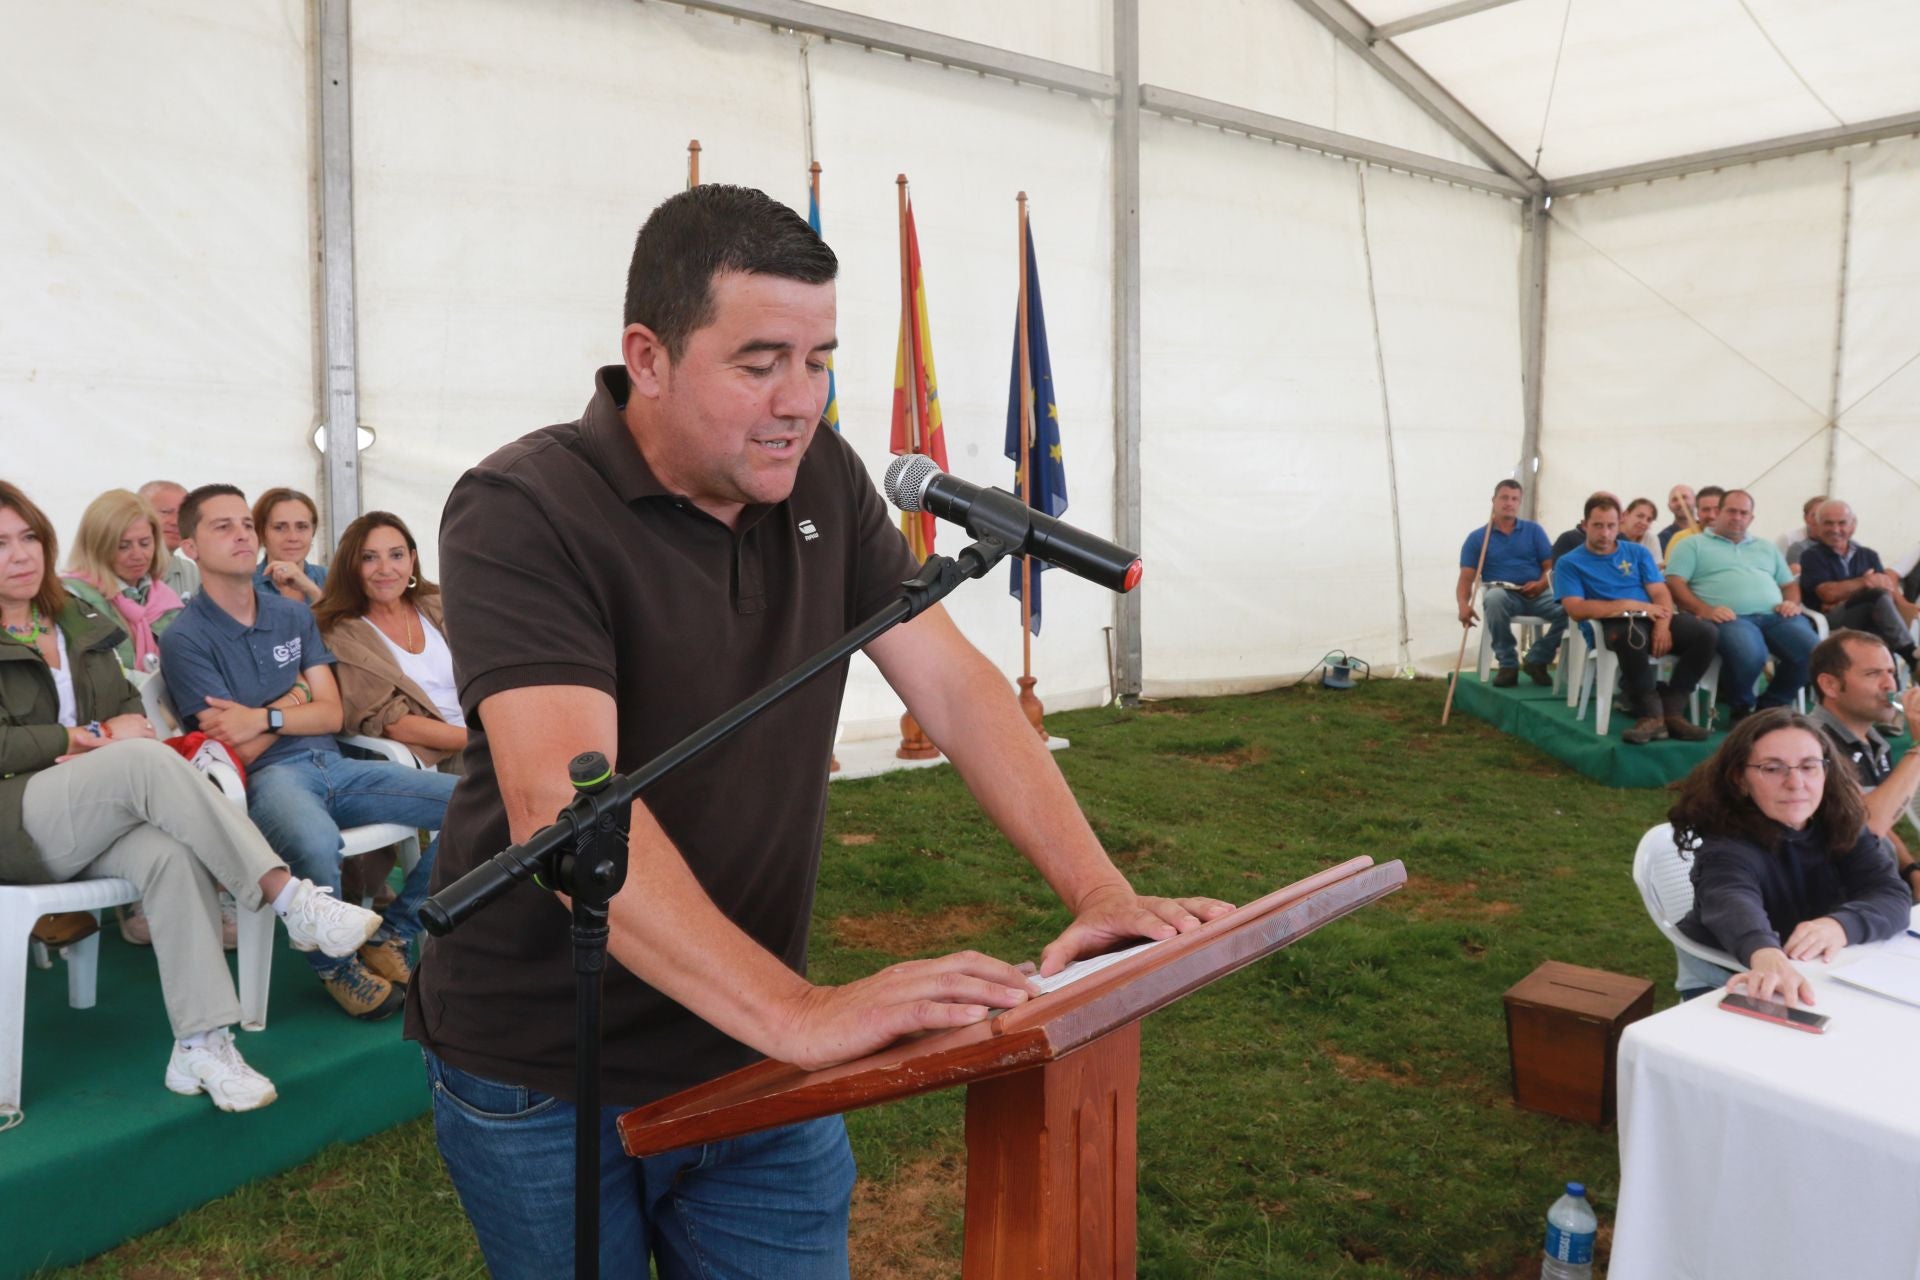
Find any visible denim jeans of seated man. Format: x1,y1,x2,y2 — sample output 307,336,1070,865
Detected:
245,749,456,973
1713,612,1819,712
1482,584,1568,669
423,1049,857,1280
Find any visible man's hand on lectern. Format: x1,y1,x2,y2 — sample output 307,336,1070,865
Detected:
771,951,1040,1071
1037,884,1235,978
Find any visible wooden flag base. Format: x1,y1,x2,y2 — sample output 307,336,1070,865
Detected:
1015,675,1048,740
897,711,940,760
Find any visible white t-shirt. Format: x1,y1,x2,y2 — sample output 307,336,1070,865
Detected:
50,626,77,728
368,613,466,728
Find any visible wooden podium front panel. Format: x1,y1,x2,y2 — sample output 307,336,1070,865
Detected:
962,1023,1140,1279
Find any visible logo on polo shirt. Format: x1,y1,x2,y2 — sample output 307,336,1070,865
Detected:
272,638,303,666
1616,556,1633,576
798,518,819,542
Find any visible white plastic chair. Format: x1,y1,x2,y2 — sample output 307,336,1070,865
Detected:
1567,627,1703,737
1631,823,1741,976
1475,585,1556,683
336,734,427,901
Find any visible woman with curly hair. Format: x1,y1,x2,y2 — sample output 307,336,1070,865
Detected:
1669,707,1910,1005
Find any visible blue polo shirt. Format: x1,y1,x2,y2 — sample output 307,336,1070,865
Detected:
1554,540,1664,643
1461,519,1552,585
159,585,338,772
1798,541,1884,611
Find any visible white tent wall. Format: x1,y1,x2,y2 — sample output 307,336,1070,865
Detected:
350,0,1118,741
1137,114,1526,694
1539,144,1918,562
1,0,316,553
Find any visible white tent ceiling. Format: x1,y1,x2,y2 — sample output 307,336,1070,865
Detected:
1346,0,1920,183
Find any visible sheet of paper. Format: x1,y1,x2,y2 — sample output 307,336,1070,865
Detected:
1832,953,1920,1009
1029,935,1172,995
1880,932,1920,961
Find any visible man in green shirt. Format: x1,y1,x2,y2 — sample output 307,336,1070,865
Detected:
1665,489,1818,721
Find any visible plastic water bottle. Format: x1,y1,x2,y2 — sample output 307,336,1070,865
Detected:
1540,1182,1597,1279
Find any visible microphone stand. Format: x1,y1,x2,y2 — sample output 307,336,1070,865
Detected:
419,533,1019,1280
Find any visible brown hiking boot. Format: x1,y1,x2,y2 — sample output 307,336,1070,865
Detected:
318,957,403,1021
1622,716,1667,745
1662,690,1711,741
1523,662,1553,686
31,911,99,948
1491,667,1519,687
359,935,414,987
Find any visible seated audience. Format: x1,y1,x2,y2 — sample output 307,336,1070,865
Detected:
1657,484,1698,553
1799,500,1919,679
60,489,182,674
1665,490,1817,721
252,487,328,604
1456,479,1566,687
0,482,381,1113
138,480,200,601
1663,485,1723,557
1549,491,1619,563
1669,707,1909,1003
1779,493,1827,570
1553,496,1714,744
161,485,457,1021
1808,631,1920,902
315,512,467,771
1622,497,1662,563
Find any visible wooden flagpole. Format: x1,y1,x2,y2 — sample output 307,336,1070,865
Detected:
1440,503,1497,726
1014,192,1046,739
687,139,701,188
896,172,938,759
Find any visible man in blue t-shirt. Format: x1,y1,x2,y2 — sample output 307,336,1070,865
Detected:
1553,495,1717,744
160,485,457,1022
1456,479,1565,686
1800,500,1919,680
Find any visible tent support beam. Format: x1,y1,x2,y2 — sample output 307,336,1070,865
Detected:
315,0,361,544
1112,0,1144,705
1824,163,1855,495
658,0,1118,98
1549,110,1920,196
1373,0,1524,42
1517,195,1549,519
1288,0,1544,195
1141,85,1528,197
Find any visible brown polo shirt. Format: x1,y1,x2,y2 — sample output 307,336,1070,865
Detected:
405,365,917,1105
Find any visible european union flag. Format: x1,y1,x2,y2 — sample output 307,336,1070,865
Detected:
1005,225,1066,633
807,186,841,433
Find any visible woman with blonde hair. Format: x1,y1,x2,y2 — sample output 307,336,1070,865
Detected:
0,481,381,1114
252,487,327,604
60,489,181,673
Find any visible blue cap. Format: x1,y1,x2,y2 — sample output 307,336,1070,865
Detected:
1566,1182,1586,1198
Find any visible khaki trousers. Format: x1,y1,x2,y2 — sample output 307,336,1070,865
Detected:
6,740,286,1039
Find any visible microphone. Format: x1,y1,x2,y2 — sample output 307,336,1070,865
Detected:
884,454,1143,594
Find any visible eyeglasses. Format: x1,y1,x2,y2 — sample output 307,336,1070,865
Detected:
1744,760,1828,781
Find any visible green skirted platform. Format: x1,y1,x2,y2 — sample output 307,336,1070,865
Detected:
1,927,427,1277
1449,672,1728,787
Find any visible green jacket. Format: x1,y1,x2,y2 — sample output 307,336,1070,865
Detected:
0,599,146,858
59,576,180,671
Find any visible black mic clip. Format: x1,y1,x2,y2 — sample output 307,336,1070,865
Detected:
897,533,1020,621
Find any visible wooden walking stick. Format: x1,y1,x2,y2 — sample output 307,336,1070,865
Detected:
1440,503,1497,726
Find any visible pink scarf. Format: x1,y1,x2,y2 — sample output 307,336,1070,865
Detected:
75,572,182,670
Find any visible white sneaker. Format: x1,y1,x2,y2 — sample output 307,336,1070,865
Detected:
281,880,382,958
164,1029,278,1112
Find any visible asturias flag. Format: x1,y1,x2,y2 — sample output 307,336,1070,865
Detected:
1005,224,1066,632
889,197,948,561
806,186,840,434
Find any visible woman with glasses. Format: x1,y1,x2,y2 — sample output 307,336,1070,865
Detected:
1669,707,1910,1003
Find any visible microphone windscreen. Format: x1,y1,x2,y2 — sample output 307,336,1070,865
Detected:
884,453,941,512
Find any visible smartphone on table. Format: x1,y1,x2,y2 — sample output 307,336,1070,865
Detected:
1719,992,1830,1034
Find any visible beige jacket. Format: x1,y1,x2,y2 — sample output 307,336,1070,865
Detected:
321,593,461,768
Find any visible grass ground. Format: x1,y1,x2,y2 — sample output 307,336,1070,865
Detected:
51,678,1790,1278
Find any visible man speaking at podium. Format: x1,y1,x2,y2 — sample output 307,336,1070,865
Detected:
406,185,1231,1278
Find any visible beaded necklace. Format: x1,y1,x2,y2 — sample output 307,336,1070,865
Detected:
1,606,41,646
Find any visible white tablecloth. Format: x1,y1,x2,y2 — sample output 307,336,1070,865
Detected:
1611,908,1920,1280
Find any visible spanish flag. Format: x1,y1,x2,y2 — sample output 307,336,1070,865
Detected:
806,182,840,434
889,193,948,561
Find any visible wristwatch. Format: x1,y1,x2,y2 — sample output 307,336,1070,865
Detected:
1902,862,1920,886
266,708,284,733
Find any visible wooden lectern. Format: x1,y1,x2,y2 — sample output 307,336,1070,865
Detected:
618,856,1404,1278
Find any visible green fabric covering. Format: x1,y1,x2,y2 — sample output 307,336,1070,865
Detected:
1450,673,1911,788
1,925,427,1277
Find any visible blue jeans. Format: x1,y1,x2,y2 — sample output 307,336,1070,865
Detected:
1483,585,1567,668
246,749,455,974
1714,611,1818,711
423,1049,856,1279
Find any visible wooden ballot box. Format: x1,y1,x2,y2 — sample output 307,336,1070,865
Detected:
619,856,1406,1279
1503,961,1653,1126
